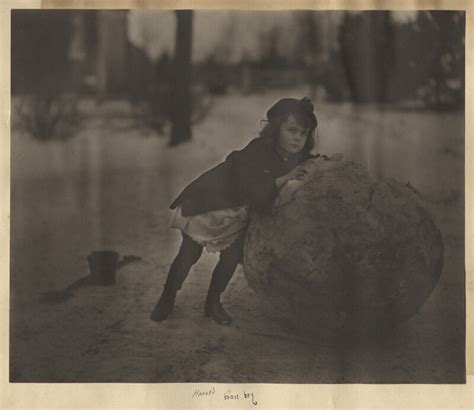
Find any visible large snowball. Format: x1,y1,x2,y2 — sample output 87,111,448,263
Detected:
243,159,444,334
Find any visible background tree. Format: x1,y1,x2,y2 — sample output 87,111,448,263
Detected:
338,11,464,109
414,11,465,109
339,11,395,104
11,10,83,141
170,10,193,146
11,10,72,94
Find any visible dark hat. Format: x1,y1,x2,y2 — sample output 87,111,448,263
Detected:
266,97,318,128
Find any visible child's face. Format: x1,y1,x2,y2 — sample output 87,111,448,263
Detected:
277,114,309,156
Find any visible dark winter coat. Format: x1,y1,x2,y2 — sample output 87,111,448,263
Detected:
169,137,325,217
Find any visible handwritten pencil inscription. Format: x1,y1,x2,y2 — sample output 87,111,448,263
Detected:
225,389,258,405
191,386,258,405
192,387,216,398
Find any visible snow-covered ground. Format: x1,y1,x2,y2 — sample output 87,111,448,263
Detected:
10,87,464,382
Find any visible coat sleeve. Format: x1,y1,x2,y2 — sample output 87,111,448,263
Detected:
227,140,279,210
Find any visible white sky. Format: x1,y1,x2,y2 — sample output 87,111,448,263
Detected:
128,10,300,63
127,11,419,63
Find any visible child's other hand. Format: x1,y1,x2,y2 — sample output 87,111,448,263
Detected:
287,164,308,181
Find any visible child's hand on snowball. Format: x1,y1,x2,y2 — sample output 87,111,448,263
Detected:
287,164,309,181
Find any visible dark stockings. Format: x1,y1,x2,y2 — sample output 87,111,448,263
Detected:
164,233,204,292
164,232,244,297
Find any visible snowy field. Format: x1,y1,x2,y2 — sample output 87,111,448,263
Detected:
10,87,464,382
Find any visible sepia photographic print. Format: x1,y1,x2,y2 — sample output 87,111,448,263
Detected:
6,3,468,395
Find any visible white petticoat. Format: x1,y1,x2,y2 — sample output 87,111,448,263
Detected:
171,205,250,253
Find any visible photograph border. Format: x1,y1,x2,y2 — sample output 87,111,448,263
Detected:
1,0,472,408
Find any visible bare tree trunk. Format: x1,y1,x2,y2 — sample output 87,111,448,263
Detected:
170,10,193,146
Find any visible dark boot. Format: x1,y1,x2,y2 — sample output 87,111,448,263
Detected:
150,286,177,322
204,294,232,325
151,233,203,322
203,235,244,325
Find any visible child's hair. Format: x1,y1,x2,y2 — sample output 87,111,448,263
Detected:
259,97,318,155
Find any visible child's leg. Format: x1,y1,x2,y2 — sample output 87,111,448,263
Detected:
163,233,204,292
151,233,203,321
208,234,244,295
204,234,245,325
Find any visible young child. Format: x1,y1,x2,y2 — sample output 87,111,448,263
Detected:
150,96,327,325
